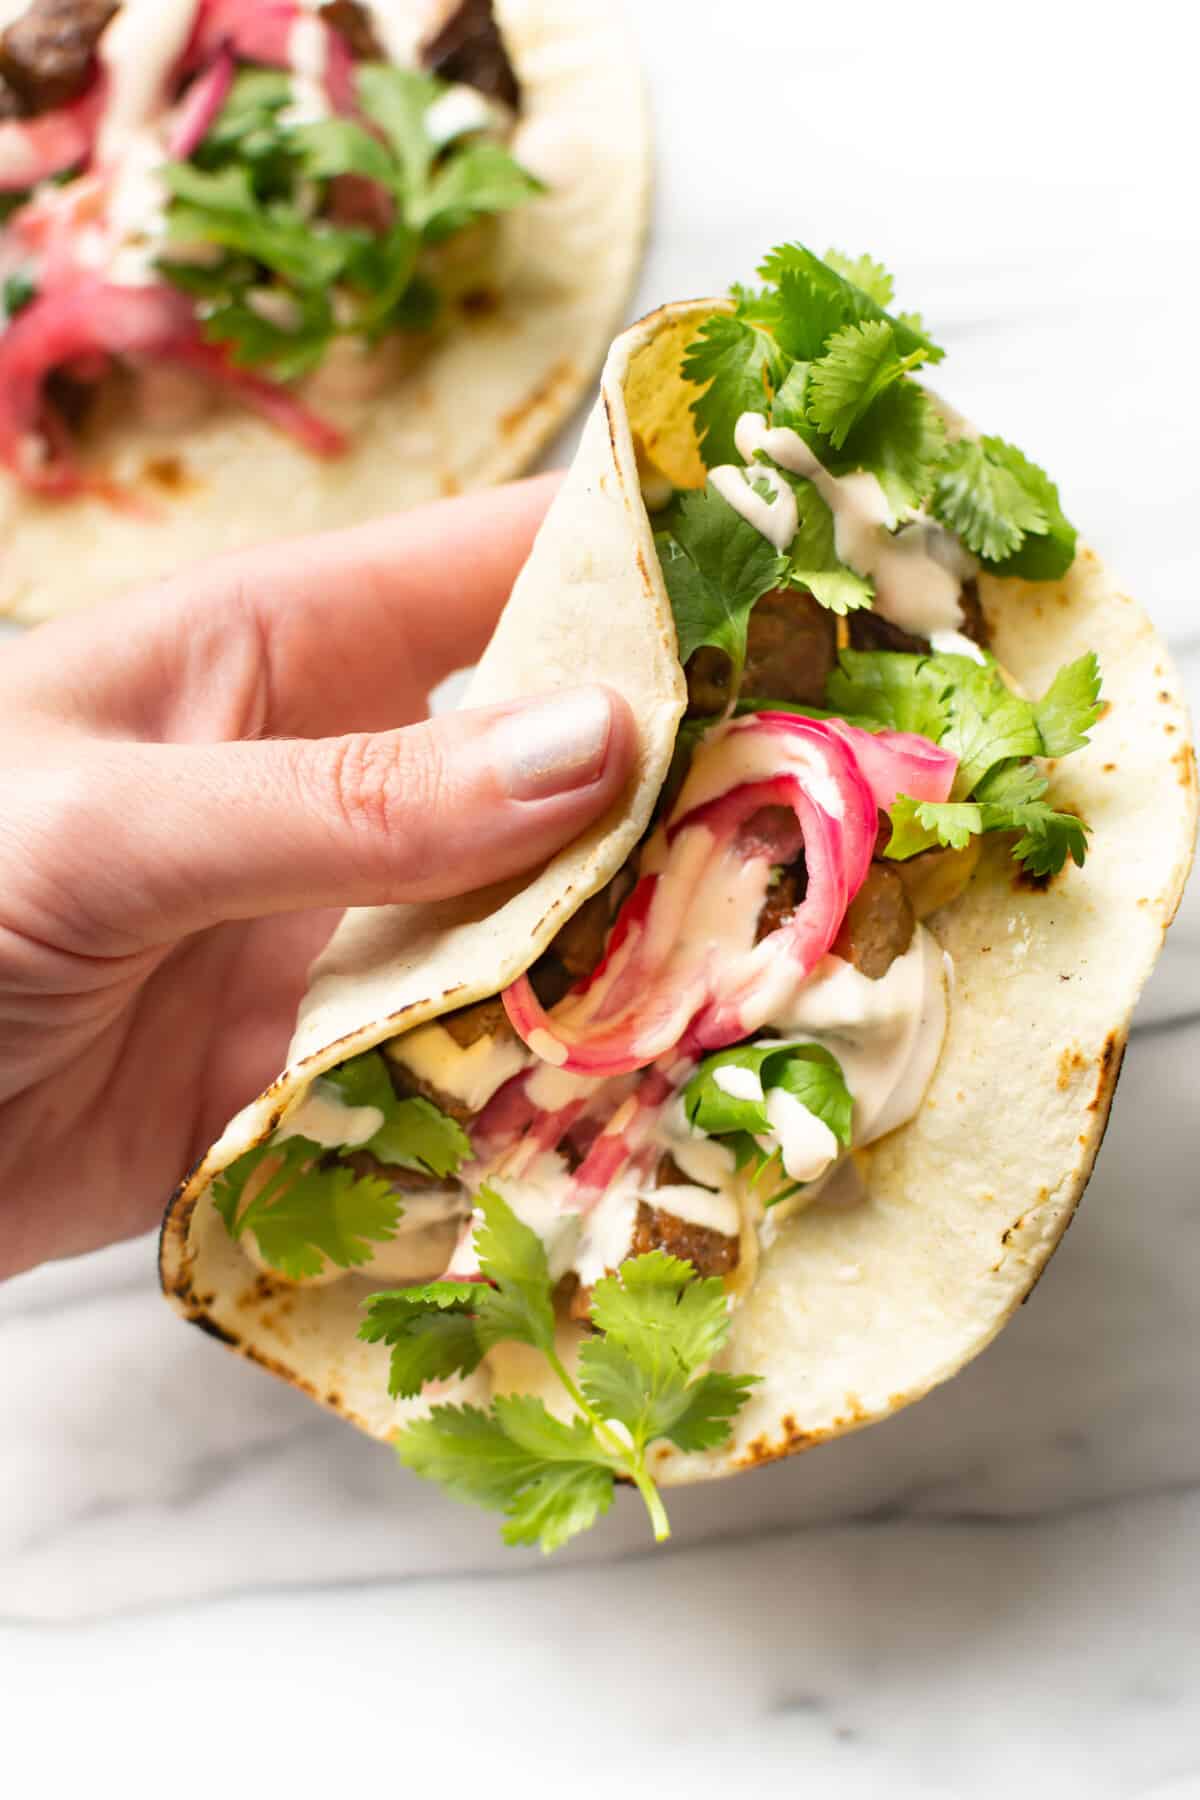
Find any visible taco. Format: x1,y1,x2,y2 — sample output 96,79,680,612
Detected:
0,0,649,621
161,243,1197,1553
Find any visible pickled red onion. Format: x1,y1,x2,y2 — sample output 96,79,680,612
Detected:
0,85,105,192
501,714,941,1078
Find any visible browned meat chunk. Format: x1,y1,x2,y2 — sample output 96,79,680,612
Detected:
319,0,383,59
564,1195,740,1321
892,839,981,920
686,587,837,716
440,994,510,1049
384,1055,475,1126
551,887,613,980
958,577,990,648
742,587,836,703
421,0,519,110
832,863,914,979
632,1199,739,1275
685,646,734,717
755,854,808,942
0,0,115,115
848,580,989,658
327,1148,453,1194
848,609,929,656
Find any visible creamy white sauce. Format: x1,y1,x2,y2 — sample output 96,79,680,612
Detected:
386,1022,528,1112
930,628,988,664
91,0,199,285
283,4,331,127
733,412,975,636
713,1063,764,1104
709,461,798,551
762,1087,840,1182
275,1078,384,1149
771,927,948,1146
424,84,499,146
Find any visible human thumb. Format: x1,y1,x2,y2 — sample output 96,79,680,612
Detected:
13,686,638,955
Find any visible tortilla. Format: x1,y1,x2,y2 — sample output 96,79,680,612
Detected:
0,0,650,623
160,299,1198,1481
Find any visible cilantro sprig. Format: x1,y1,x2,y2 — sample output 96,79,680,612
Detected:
214,1137,402,1281
213,1050,470,1277
827,647,1103,875
159,65,541,380
678,242,1077,606
654,484,785,691
683,1042,852,1202
361,1187,757,1551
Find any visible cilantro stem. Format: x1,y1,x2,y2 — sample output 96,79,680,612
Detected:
544,1345,672,1544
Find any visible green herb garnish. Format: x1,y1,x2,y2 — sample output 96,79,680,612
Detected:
361,1187,757,1551
159,64,541,378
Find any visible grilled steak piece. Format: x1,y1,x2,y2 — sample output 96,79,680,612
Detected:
632,1197,739,1275
832,863,915,979
421,0,519,110
847,608,930,656
440,994,510,1048
742,587,836,703
0,0,115,115
755,854,808,942
687,587,837,716
319,0,383,59
958,576,990,647
565,1195,740,1320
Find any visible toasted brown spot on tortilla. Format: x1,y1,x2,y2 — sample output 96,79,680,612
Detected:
1102,762,1117,772
500,359,578,438
189,1314,240,1348
1014,864,1054,894
141,453,195,494
459,285,500,317
440,473,460,497
1096,699,1113,720
1088,1032,1124,1113
1057,1046,1087,1090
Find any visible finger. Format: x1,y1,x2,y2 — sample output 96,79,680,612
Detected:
3,475,560,744
12,687,638,954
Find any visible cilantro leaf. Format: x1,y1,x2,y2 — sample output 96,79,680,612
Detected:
759,241,944,364
660,1372,760,1453
827,646,1100,873
655,482,785,685
836,377,947,517
415,139,544,241
932,436,1047,563
2,269,36,320
202,287,336,381
499,1459,615,1552
323,1050,471,1177
684,1042,852,1152
887,791,1089,876
290,117,397,186
822,249,894,305
682,310,788,468
1032,652,1102,757
825,648,952,739
806,320,928,450
394,1403,546,1507
213,1136,400,1281
386,1238,758,1554
974,439,1077,580
356,64,441,198
472,1185,557,1353
776,474,874,615
359,1282,486,1397
580,1251,754,1459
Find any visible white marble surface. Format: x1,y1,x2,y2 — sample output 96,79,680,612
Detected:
3,2,1200,1792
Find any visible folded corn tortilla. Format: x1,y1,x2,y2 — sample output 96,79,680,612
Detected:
160,298,1198,1481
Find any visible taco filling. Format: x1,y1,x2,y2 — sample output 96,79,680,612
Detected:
200,244,1126,1551
0,0,540,498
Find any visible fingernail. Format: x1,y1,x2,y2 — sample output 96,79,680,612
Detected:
497,687,615,800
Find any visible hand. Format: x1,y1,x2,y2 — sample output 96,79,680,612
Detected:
0,477,636,1280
